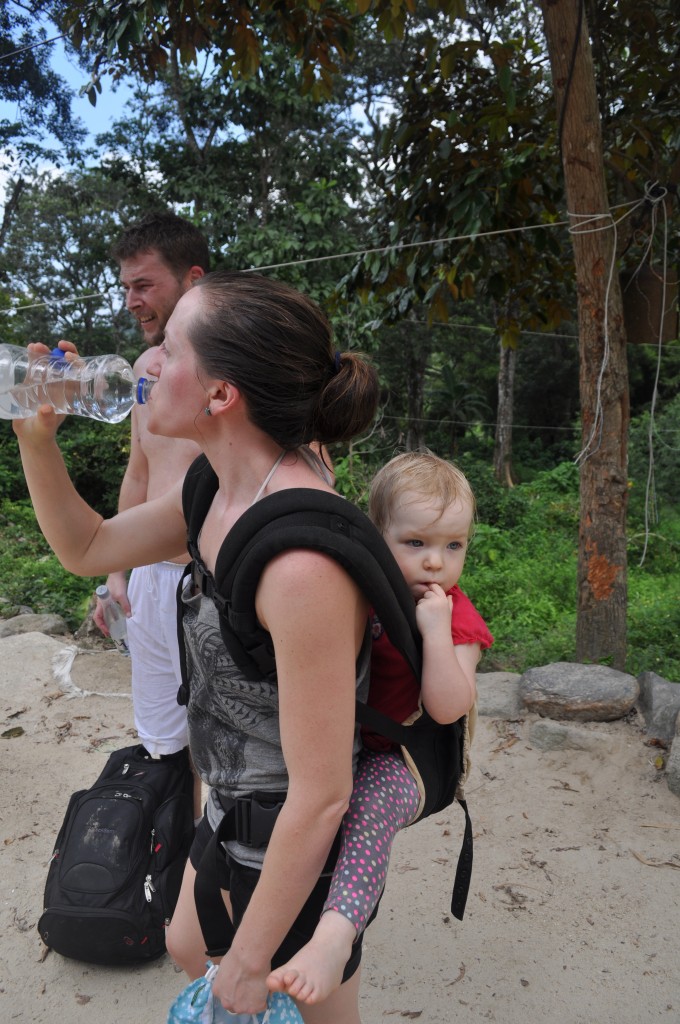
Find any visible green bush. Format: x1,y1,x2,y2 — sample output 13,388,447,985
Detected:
628,394,680,510
0,419,129,515
0,501,100,628
0,457,678,680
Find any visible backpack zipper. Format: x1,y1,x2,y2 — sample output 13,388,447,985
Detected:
144,875,156,902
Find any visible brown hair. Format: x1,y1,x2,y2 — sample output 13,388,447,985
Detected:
368,450,476,535
189,271,379,448
111,211,210,276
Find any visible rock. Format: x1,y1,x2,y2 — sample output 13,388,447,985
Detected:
529,718,623,755
0,612,71,638
476,671,523,718
636,671,680,743
519,662,638,721
666,731,680,798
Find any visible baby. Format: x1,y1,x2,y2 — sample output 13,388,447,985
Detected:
268,450,493,1004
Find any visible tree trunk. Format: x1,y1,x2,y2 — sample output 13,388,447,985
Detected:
493,339,517,487
542,0,629,669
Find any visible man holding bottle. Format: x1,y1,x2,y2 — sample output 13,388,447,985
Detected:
94,212,209,812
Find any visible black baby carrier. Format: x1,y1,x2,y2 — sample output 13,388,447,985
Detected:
179,455,474,954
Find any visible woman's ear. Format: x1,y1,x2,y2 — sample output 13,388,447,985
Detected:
205,380,241,418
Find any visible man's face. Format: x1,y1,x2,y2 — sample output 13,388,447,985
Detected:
119,249,194,347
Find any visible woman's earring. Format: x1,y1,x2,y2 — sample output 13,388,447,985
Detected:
204,407,212,416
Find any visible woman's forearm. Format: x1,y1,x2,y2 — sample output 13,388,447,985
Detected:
231,792,347,971
15,421,187,576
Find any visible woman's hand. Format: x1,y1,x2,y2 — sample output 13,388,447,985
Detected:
211,946,270,1017
11,341,78,442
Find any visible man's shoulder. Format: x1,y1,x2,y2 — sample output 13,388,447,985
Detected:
133,346,157,374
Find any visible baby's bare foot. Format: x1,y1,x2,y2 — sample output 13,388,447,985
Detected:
267,912,356,1005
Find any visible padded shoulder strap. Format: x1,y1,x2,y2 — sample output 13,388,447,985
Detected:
182,454,219,562
212,488,422,683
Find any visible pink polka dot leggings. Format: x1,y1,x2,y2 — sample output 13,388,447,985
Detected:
322,749,421,935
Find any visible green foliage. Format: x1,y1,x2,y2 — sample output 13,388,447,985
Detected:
0,0,85,165
0,418,129,515
0,458,677,679
0,500,98,628
2,167,154,351
628,392,680,514
626,565,680,679
455,460,679,680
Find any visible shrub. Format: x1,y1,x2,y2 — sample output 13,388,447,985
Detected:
0,501,99,629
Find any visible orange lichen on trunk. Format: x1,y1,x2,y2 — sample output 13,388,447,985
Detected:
587,551,620,600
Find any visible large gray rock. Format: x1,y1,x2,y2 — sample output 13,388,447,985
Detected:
666,730,680,798
476,671,523,718
0,612,70,638
636,671,680,743
519,661,638,721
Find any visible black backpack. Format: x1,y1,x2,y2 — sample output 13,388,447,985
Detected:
38,744,194,965
179,455,473,934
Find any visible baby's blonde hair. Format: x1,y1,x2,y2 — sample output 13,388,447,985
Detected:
368,450,476,536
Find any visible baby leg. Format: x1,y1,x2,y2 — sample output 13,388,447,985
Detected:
268,750,419,1004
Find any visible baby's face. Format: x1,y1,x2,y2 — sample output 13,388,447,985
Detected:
383,491,473,601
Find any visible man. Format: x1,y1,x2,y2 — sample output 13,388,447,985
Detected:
94,212,209,811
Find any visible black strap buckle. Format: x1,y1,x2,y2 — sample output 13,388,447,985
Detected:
232,792,286,847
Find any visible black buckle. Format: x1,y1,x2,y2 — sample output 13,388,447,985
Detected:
234,793,285,847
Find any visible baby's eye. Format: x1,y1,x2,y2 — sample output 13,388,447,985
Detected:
406,539,423,548
447,541,463,550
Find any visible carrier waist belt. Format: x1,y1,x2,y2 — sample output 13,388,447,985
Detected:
215,790,287,848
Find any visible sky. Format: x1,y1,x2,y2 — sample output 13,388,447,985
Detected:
0,32,134,149
54,40,135,140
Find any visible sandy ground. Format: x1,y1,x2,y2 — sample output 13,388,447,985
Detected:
1,632,679,1024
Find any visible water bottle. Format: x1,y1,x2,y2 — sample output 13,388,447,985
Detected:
0,344,154,422
95,585,130,656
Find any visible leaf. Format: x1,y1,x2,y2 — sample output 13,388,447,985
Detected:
1,726,25,739
441,45,457,80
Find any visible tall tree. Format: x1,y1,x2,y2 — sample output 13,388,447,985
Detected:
1,1,86,253
541,0,629,668
0,0,84,162
2,168,153,354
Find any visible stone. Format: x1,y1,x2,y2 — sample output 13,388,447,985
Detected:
666,734,680,798
529,718,622,755
519,661,638,721
636,671,680,743
0,612,70,638
476,671,523,718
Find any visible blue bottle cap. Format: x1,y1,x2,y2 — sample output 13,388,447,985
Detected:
136,377,153,404
50,347,66,360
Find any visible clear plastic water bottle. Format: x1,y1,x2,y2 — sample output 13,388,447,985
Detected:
0,344,154,422
95,585,130,656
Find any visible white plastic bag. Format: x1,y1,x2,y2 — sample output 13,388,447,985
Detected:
167,962,304,1024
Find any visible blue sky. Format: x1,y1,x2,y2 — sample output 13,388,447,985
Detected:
54,40,135,140
0,33,134,146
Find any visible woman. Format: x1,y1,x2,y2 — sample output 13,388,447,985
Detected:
14,271,380,1024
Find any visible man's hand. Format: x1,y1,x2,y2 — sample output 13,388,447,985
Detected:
93,571,130,633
